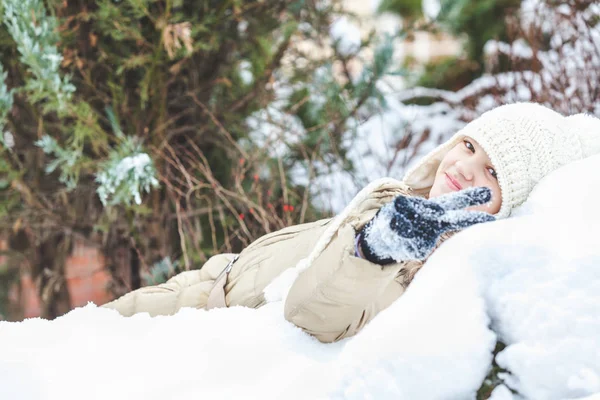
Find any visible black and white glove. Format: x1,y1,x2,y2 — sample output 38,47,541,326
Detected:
357,187,496,265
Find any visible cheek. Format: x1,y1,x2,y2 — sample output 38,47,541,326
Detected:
494,186,503,212
488,184,502,214
429,163,449,197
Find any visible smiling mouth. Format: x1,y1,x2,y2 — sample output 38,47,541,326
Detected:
445,173,462,190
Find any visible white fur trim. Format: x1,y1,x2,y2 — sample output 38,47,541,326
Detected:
262,177,403,303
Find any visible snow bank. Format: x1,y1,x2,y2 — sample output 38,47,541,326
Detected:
1,156,600,400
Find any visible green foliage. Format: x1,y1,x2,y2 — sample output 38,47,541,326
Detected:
437,0,521,61
2,0,114,204
377,0,423,20
0,258,20,320
476,341,517,399
291,34,399,161
379,0,521,89
354,34,398,104
415,56,480,91
0,0,403,317
0,63,19,221
35,135,83,189
95,136,159,206
142,256,181,285
0,64,13,131
2,0,75,114
380,0,521,93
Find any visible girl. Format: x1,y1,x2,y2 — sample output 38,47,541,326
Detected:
102,102,600,343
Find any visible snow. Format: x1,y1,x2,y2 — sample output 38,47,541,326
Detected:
2,155,600,400
238,60,253,85
484,39,533,59
362,198,422,262
237,19,248,35
470,155,600,399
4,2,600,397
499,0,600,114
422,0,441,20
0,304,342,400
244,84,304,160
489,385,514,400
3,131,14,149
306,95,464,213
96,151,159,206
329,16,362,56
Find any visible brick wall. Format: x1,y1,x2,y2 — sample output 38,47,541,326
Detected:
8,240,113,319
65,241,113,308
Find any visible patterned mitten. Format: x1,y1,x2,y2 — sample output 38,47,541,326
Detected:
358,187,496,265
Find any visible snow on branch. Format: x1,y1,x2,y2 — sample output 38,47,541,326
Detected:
95,137,159,207
397,1,600,128
0,63,14,150
2,0,76,114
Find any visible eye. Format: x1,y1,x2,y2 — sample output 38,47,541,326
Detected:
463,139,475,153
487,167,498,179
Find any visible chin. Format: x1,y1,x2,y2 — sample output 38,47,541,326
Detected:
428,184,442,198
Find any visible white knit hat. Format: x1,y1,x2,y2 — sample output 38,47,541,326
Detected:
403,102,600,219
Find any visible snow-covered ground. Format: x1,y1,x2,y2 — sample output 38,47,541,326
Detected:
2,154,600,400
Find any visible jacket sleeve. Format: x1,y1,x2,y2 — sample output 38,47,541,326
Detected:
283,223,406,343
102,254,234,317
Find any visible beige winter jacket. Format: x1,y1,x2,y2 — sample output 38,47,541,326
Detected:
102,179,447,343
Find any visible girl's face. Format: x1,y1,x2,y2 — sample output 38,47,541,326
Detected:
429,136,502,214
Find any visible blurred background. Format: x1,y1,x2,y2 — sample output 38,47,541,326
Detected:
0,0,597,322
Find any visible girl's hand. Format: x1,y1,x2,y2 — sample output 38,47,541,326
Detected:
358,187,496,265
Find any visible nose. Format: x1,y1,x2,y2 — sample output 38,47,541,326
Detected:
455,159,474,182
